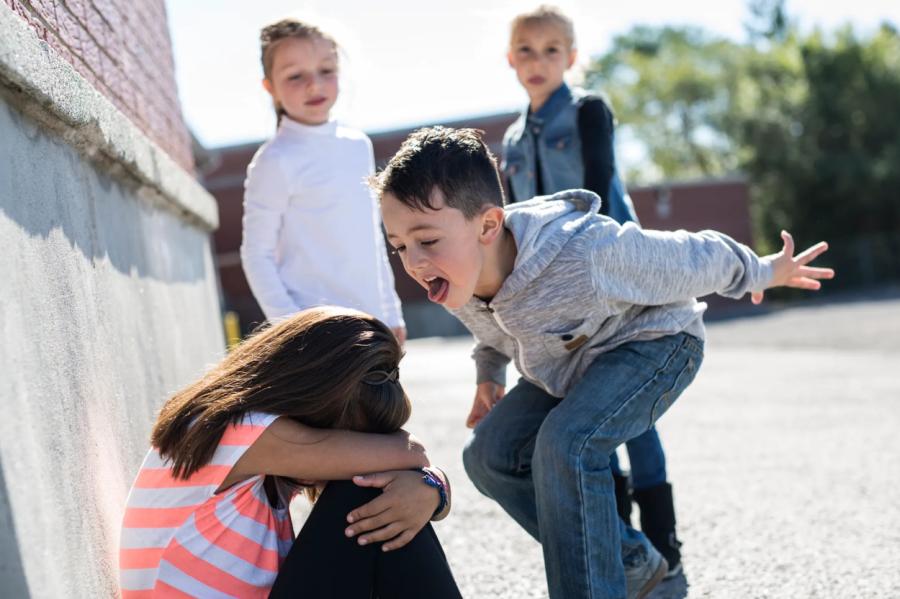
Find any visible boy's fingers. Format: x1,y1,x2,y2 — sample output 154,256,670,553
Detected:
478,387,500,409
347,495,390,524
383,530,416,552
781,230,795,256
787,277,822,290
466,400,488,428
795,241,829,264
751,290,764,304
357,522,404,546
798,266,834,279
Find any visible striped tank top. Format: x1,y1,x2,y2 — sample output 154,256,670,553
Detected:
120,412,294,597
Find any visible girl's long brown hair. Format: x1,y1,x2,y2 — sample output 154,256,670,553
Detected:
152,307,410,479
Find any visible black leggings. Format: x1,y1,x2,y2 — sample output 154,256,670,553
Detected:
269,480,462,598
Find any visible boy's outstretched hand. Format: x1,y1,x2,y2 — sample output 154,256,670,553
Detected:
467,382,505,428
752,231,835,304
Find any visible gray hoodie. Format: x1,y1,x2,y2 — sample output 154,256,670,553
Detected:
450,189,773,398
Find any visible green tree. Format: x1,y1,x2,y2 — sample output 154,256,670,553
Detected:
739,24,900,277
585,19,900,285
584,26,745,184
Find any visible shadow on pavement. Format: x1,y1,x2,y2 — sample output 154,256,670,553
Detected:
0,457,29,597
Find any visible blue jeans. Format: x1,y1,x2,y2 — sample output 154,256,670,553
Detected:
610,427,667,490
463,333,703,598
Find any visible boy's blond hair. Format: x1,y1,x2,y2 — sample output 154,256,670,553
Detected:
509,5,576,50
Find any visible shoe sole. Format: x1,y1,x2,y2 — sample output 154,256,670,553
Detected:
662,561,682,580
635,558,668,599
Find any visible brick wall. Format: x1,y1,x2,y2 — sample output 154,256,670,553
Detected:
5,0,194,171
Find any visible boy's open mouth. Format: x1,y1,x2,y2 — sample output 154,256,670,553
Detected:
425,276,449,304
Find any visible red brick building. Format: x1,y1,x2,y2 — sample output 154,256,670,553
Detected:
201,113,754,336
5,0,194,170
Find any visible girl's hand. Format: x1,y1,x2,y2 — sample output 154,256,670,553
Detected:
752,231,835,304
344,470,439,551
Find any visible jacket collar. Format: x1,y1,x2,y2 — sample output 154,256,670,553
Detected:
508,83,573,145
530,83,572,123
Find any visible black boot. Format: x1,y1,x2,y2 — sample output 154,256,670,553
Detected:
612,472,633,526
633,482,682,577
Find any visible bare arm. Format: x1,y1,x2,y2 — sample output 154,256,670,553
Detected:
220,417,429,491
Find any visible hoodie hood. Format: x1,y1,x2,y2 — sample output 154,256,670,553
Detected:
497,189,602,299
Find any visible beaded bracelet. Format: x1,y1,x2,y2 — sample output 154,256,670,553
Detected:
418,467,448,519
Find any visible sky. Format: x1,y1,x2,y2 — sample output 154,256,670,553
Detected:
165,0,899,150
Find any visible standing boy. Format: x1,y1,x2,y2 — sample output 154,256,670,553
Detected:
500,5,682,572
374,127,833,599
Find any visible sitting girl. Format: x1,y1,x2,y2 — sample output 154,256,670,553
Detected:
119,307,461,598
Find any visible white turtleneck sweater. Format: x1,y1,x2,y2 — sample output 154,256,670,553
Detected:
240,117,404,328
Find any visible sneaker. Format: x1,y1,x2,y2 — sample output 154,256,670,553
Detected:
663,559,682,580
624,542,668,599
660,530,683,579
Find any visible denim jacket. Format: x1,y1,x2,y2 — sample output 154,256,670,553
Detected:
501,84,638,225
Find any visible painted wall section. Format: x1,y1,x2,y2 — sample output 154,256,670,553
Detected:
0,2,224,597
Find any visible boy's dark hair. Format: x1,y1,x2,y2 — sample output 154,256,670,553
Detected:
372,127,505,218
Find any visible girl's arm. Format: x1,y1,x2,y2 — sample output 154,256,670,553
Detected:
373,212,405,331
365,137,406,331
221,417,429,490
578,97,616,217
240,150,299,320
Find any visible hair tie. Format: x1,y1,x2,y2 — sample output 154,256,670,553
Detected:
362,367,399,386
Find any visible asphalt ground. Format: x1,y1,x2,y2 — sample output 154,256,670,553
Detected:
394,290,900,598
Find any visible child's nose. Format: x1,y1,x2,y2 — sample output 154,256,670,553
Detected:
406,248,428,271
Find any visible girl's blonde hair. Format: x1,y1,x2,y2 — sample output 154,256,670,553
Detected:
152,306,410,480
259,18,338,123
510,5,576,49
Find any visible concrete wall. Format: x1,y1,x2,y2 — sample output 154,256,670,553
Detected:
0,4,224,597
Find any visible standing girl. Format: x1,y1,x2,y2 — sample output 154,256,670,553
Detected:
119,306,461,598
500,6,683,579
241,19,406,343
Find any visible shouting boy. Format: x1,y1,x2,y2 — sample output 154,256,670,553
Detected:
374,127,833,599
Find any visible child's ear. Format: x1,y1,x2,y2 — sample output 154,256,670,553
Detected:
566,48,578,69
479,206,506,244
506,50,515,69
262,78,274,96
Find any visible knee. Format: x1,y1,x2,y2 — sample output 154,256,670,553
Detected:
462,430,515,485
462,434,490,483
316,480,380,512
534,412,616,473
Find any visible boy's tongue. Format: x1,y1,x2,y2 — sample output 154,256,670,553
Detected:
427,277,449,303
